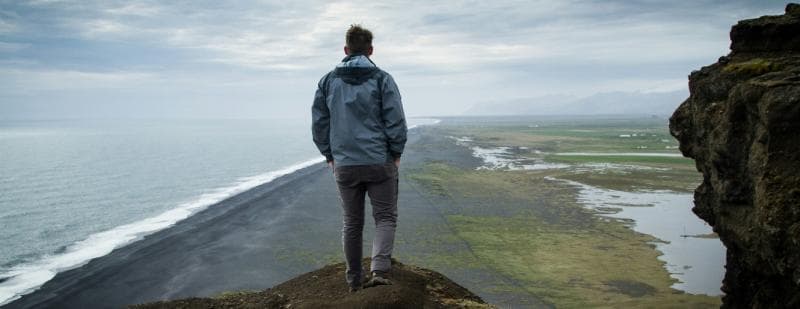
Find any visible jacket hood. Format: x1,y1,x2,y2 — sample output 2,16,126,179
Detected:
334,54,379,85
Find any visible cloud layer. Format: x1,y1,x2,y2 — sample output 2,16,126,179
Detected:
0,0,786,118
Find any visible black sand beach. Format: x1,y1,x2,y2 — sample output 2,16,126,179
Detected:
5,118,726,308
5,127,547,309
6,159,339,308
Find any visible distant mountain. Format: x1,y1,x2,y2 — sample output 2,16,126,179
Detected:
464,90,688,116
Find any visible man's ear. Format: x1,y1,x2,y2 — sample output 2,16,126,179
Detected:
367,46,373,56
344,46,350,55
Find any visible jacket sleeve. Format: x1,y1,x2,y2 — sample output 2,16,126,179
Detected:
312,74,334,162
381,73,407,159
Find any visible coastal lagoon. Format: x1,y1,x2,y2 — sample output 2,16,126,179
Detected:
550,177,724,295
450,134,724,296
405,116,723,307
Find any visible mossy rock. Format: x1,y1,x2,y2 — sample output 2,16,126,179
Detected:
723,58,780,75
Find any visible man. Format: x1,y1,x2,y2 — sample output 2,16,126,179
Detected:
311,24,407,292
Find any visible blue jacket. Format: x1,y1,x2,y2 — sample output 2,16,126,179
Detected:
312,54,407,166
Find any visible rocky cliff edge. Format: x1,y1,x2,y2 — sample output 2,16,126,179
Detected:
670,3,800,308
131,259,492,309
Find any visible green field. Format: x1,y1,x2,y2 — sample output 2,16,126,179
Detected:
444,116,682,155
404,116,719,308
442,116,699,192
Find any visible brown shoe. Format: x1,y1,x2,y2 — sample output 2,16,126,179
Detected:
364,271,392,288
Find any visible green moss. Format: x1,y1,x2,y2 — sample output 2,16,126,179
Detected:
723,58,780,75
214,290,259,300
447,215,718,308
408,164,452,197
273,246,340,268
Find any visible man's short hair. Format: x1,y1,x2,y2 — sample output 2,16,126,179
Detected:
346,24,373,54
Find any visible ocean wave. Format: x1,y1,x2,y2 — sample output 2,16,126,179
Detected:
408,118,441,130
0,157,324,306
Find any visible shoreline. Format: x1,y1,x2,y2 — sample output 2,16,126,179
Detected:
3,120,451,309
1,118,441,307
3,159,332,308
0,158,324,307
545,176,724,295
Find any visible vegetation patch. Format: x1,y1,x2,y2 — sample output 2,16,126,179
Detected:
439,118,682,154
403,119,717,307
445,213,718,308
552,167,701,192
546,154,692,166
408,158,719,308
604,280,657,297
214,290,259,300
723,58,780,75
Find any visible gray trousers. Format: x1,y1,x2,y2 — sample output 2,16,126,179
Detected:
333,162,398,287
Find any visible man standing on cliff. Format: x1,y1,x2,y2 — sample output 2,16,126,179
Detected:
311,24,407,292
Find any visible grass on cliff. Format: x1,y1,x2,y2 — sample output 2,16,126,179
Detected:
723,58,780,75
407,162,719,308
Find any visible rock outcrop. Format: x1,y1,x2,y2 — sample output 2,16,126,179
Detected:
670,3,800,308
131,259,492,309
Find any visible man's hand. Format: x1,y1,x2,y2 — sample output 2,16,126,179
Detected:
328,160,334,169
394,158,400,168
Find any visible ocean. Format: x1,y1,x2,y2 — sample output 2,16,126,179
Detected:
0,117,433,305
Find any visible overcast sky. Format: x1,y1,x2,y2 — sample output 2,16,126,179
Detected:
0,0,787,119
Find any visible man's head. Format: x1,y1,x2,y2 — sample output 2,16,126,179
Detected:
344,24,373,56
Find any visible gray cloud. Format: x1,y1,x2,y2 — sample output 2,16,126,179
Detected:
0,0,787,119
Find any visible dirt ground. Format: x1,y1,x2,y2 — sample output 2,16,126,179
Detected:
131,258,491,309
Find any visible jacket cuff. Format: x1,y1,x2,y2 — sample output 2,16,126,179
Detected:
324,154,334,162
390,151,402,159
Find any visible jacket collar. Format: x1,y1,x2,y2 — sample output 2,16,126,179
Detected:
337,53,376,68
334,53,379,85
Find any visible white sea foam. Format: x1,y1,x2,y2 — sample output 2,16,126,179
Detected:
450,136,472,144
0,157,325,306
408,118,441,129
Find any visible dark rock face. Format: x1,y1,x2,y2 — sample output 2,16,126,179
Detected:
729,3,800,54
670,4,800,308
